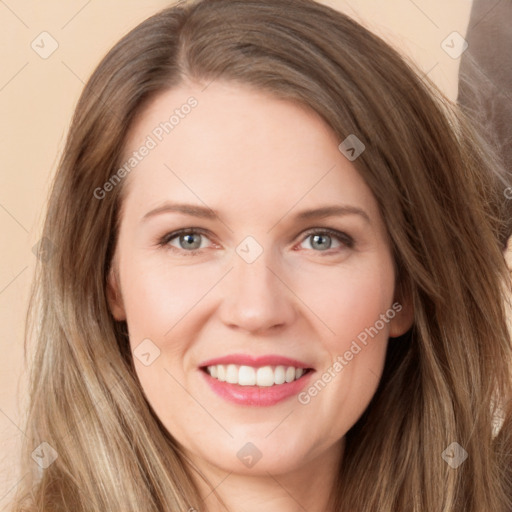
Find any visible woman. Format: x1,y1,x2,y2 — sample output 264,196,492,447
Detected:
13,0,512,510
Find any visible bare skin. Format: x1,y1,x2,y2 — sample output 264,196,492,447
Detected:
107,80,413,512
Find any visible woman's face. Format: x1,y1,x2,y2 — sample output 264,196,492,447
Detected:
107,81,413,477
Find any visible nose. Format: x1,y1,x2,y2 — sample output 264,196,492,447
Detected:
218,247,298,334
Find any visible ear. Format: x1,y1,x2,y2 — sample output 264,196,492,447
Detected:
106,264,126,321
388,282,414,338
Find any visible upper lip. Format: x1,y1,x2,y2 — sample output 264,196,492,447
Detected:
199,354,314,370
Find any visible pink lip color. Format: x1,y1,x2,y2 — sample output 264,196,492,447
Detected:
199,354,313,369
199,368,315,406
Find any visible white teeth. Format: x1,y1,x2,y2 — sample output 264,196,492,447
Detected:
274,365,286,385
205,364,308,386
238,365,256,386
217,364,226,382
256,366,275,387
226,364,238,384
285,366,296,383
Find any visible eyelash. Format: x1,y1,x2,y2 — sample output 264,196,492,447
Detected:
157,227,355,256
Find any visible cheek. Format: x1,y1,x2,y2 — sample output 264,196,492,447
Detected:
120,255,213,342
293,269,394,438
118,257,209,415
294,256,396,348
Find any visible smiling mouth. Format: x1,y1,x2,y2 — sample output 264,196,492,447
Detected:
201,364,314,387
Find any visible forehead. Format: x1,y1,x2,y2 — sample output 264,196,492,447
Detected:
119,80,381,226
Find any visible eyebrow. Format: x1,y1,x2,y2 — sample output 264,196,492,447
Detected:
141,202,371,224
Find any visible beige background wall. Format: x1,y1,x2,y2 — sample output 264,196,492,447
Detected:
0,0,496,505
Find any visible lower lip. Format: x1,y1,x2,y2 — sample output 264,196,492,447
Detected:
199,368,315,406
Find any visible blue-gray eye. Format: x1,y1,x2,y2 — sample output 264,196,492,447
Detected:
309,233,332,250
159,227,353,254
299,229,352,251
174,232,204,250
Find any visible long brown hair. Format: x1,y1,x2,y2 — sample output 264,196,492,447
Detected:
12,0,512,510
